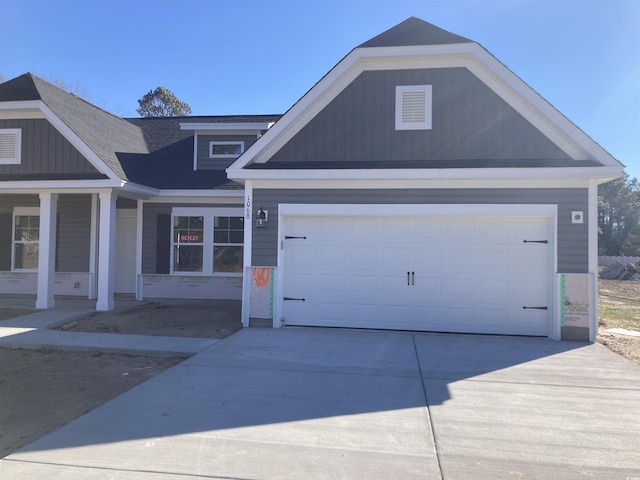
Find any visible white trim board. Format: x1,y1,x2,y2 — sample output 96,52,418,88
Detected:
228,166,622,182
278,203,558,217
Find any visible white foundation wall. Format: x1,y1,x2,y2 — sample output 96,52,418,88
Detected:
0,272,91,296
140,275,242,300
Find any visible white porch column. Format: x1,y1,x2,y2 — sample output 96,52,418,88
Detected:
88,193,98,299
241,181,253,327
36,193,58,309
96,191,117,311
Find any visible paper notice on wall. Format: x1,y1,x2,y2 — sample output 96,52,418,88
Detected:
250,267,274,319
560,273,591,328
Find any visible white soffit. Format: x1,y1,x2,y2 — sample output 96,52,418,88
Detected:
228,43,621,173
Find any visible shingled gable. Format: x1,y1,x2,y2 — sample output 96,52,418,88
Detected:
227,17,623,179
0,73,147,181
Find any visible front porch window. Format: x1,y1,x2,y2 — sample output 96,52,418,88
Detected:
173,216,204,273
170,207,244,275
12,208,40,271
213,216,244,273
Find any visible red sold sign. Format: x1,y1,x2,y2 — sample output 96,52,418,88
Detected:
179,234,201,242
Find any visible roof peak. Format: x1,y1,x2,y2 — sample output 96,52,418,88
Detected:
358,17,473,48
0,72,42,101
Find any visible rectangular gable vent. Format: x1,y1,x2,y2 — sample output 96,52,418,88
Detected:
0,129,21,164
395,85,432,130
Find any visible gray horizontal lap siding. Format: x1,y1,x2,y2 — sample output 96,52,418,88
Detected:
268,68,570,163
197,134,262,170
56,195,92,272
0,119,100,175
251,188,588,273
0,194,90,272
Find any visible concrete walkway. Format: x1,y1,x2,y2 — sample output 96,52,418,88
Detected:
1,326,639,479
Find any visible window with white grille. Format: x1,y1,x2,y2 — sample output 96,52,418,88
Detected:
0,129,21,164
395,85,432,130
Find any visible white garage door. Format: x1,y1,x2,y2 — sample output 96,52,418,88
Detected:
281,214,552,336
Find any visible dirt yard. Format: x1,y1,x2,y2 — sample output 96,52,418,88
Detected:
597,279,640,364
0,300,241,458
0,348,185,458
0,287,638,459
54,299,242,338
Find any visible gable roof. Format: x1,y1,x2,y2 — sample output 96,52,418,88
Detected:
228,17,623,181
0,73,148,180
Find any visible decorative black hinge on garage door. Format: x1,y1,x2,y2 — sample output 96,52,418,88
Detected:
282,236,307,249
522,306,548,310
523,240,549,244
284,297,306,301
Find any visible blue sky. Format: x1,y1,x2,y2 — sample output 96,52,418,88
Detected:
1,0,638,179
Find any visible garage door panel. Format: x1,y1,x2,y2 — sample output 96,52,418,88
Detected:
380,246,411,269
476,245,509,269
440,247,472,271
476,219,509,239
442,219,472,238
410,219,443,240
282,214,551,336
476,278,510,304
351,246,379,266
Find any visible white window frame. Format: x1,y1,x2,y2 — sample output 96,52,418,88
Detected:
0,128,22,165
170,207,244,276
395,85,432,130
209,141,245,159
12,207,40,272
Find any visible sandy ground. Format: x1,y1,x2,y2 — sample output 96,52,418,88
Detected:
0,287,638,459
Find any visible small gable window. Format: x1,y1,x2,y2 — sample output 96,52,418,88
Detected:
395,85,432,131
209,141,244,158
0,128,22,164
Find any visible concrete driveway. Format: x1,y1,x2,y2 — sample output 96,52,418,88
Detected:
1,328,639,479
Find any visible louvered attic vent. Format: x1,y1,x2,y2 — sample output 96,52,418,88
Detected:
395,85,432,130
0,129,21,164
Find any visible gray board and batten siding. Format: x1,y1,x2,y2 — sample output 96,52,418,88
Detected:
267,68,573,164
197,134,264,170
0,119,102,178
250,188,589,273
0,193,92,272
